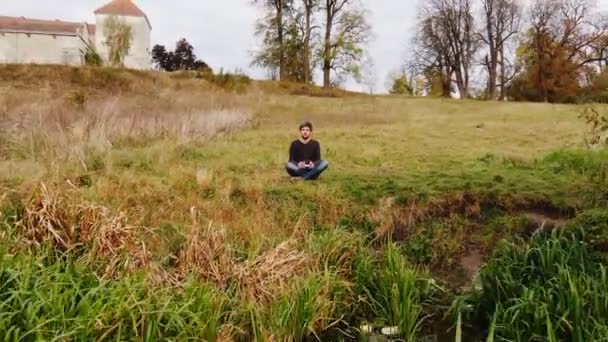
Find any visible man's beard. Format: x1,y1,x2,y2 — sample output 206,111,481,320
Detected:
301,135,310,140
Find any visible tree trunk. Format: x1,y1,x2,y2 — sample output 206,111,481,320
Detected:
276,2,286,81
499,42,506,101
441,61,452,97
442,74,452,97
304,0,312,85
535,32,549,102
484,0,497,100
453,53,467,98
323,3,333,89
488,53,497,99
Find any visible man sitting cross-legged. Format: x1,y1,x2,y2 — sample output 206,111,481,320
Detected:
286,121,329,181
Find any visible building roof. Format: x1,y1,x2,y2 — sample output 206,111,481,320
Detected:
94,0,147,18
0,15,87,35
94,0,151,29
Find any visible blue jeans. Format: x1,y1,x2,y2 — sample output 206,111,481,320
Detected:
286,160,329,180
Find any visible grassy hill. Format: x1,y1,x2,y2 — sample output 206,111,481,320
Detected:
1,65,608,341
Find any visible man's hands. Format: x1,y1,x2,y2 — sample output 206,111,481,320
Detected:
297,161,315,169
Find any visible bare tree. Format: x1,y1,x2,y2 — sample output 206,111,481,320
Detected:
557,0,608,68
480,0,523,100
411,13,454,97
443,0,478,98
411,0,477,98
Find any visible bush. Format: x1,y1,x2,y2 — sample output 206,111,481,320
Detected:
389,75,413,96
579,106,608,149
84,49,102,67
203,71,252,93
507,73,541,102
569,209,608,252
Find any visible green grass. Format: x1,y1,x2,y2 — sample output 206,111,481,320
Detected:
456,223,608,341
0,249,229,341
2,65,608,340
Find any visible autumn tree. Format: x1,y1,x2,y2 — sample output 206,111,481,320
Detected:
320,0,371,88
103,16,133,67
511,30,581,101
514,0,608,102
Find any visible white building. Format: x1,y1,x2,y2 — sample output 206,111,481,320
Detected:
0,0,151,69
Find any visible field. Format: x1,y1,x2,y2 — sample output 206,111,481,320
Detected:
1,65,608,341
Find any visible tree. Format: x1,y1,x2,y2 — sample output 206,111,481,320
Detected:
151,39,211,72
436,0,477,98
410,14,453,97
253,0,294,81
103,16,133,67
389,73,413,95
320,0,371,88
410,0,478,98
151,45,171,70
480,0,523,100
253,8,308,82
515,0,608,102
302,0,320,84
512,30,581,102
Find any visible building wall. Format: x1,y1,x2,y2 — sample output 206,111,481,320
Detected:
95,14,151,69
0,31,88,65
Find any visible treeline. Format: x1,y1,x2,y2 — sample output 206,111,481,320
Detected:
409,0,608,102
251,0,370,89
252,0,608,102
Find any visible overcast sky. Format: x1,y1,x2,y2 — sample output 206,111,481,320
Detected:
3,1,608,92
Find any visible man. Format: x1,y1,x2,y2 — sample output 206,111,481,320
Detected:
286,121,329,181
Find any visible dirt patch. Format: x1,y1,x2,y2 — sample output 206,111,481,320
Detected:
460,249,483,280
523,211,570,234
370,192,576,289
373,192,575,242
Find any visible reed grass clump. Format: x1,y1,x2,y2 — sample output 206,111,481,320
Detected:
456,228,608,341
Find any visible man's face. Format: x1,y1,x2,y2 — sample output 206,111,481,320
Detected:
300,127,311,140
